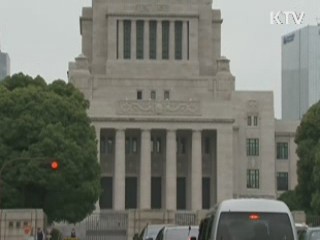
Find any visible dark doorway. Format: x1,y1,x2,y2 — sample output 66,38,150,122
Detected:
151,177,162,209
202,177,211,209
125,177,137,209
100,177,113,209
177,177,186,209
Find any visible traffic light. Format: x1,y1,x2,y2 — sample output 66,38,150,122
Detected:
51,161,59,170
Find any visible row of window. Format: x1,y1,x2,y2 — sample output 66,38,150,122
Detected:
8,221,30,228
102,137,288,159
137,90,170,100
119,20,188,60
247,170,289,191
246,138,289,159
101,137,212,155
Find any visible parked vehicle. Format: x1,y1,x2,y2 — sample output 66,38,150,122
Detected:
155,225,199,240
139,224,173,240
295,223,308,240
298,226,320,240
198,198,297,240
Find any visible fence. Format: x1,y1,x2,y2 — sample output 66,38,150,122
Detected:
83,210,205,240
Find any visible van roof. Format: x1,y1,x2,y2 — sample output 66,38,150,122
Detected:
217,198,290,213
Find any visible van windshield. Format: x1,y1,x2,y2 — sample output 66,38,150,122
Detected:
216,212,294,240
165,228,199,240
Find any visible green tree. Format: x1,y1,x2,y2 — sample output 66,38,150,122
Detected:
0,73,100,223
278,190,301,211
295,101,320,214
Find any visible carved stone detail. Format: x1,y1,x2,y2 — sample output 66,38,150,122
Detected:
117,100,201,116
135,4,169,13
247,100,259,113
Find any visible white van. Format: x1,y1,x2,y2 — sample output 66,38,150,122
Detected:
198,198,297,240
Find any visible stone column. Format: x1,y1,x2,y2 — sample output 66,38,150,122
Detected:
216,127,233,202
182,21,188,60
157,20,162,60
165,129,177,210
139,129,151,209
191,130,202,210
144,20,149,60
131,20,136,59
169,20,175,60
119,20,124,59
114,128,125,210
95,126,101,211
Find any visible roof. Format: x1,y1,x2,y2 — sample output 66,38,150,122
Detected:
218,198,290,213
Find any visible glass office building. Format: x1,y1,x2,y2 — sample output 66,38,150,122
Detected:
282,25,320,120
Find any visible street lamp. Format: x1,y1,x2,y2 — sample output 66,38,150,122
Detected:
0,157,59,208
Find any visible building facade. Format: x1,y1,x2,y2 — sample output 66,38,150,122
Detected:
0,50,10,81
69,0,300,211
282,25,320,120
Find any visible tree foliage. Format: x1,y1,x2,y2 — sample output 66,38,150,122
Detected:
0,73,100,223
295,101,320,214
278,190,301,211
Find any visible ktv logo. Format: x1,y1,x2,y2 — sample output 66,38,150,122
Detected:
270,11,305,24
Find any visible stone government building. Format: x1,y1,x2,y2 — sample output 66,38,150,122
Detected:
68,0,300,211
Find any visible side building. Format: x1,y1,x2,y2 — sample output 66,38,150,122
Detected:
0,49,10,81
282,25,320,120
69,0,300,211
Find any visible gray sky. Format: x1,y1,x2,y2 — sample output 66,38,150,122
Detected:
0,0,319,118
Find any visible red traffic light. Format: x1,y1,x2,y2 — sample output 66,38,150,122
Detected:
51,161,59,170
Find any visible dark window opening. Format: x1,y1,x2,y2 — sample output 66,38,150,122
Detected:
124,20,131,59
162,21,169,59
175,21,183,60
177,177,186,209
149,21,157,59
136,20,144,59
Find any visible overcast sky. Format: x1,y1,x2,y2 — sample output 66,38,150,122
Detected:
0,0,319,118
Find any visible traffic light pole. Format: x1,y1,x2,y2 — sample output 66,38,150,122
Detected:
0,157,56,208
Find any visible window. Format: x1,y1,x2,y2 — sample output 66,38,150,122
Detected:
247,115,258,126
177,137,186,154
136,20,144,59
137,90,142,100
8,221,13,228
107,137,114,154
149,21,157,59
277,172,288,191
132,138,137,153
125,137,130,154
100,136,106,153
124,20,131,59
246,138,259,156
205,137,210,154
16,221,21,228
247,169,259,188
156,138,161,153
151,90,156,100
175,21,182,60
162,21,169,59
151,139,154,153
164,90,170,100
126,138,138,154
277,142,288,159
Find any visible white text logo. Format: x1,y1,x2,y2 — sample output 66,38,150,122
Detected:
270,11,305,24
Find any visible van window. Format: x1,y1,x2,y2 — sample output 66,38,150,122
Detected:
216,212,294,240
165,228,199,240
